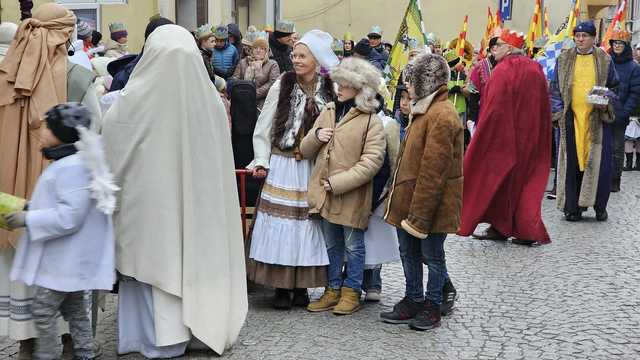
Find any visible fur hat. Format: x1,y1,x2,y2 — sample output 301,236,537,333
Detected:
408,53,450,99
0,22,18,45
45,103,92,144
331,57,381,113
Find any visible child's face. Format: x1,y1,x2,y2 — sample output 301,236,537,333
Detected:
40,125,63,149
400,90,411,115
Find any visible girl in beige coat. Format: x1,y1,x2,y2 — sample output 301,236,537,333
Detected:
301,57,385,315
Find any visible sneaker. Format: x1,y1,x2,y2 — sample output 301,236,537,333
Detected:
333,287,361,315
409,300,442,331
307,288,340,312
272,288,292,310
364,290,382,302
440,280,457,316
292,288,310,307
380,297,424,324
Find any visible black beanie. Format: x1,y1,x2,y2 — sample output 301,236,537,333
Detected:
354,38,372,57
45,103,92,144
144,17,174,40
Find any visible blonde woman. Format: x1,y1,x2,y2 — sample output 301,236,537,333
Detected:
232,33,280,110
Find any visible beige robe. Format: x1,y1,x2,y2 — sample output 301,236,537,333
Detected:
102,25,247,354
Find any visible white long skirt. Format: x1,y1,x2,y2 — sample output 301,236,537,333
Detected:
0,250,68,340
250,155,328,266
364,204,400,267
117,280,189,358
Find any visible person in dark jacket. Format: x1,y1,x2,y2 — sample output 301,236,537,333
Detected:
609,30,640,192
353,38,385,71
195,24,217,83
227,23,244,58
110,17,174,91
367,26,389,70
212,26,239,80
268,20,295,73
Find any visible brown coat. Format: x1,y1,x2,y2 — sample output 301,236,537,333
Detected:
300,103,386,230
384,86,464,238
232,58,280,108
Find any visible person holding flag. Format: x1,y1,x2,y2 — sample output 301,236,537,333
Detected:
459,29,552,246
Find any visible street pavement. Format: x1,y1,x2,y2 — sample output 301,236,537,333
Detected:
2,172,639,359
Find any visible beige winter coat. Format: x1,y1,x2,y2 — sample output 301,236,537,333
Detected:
300,103,386,230
232,58,280,109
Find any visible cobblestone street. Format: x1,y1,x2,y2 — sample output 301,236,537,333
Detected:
2,173,639,359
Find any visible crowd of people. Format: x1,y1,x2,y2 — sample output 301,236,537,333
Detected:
0,2,638,359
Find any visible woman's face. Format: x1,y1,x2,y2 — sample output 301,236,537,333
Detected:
201,37,216,50
337,83,358,102
253,46,267,61
344,42,353,51
291,44,317,76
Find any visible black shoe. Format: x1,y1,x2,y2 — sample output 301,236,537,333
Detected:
635,157,640,171
546,191,557,200
611,178,621,193
273,288,292,310
380,297,424,324
512,239,537,246
624,153,633,171
564,212,582,222
291,288,310,307
440,280,457,316
409,300,441,331
596,209,608,222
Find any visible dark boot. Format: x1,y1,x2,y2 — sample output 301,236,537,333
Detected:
409,300,441,331
624,153,633,171
440,279,457,316
291,288,310,307
18,339,35,360
272,288,292,310
380,297,424,324
596,209,608,222
564,212,582,222
635,154,640,171
611,178,621,193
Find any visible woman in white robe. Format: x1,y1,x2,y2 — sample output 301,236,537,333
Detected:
101,25,247,358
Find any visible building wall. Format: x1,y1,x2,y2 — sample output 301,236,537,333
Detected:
279,0,616,49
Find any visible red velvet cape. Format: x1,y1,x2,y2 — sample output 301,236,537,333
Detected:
458,55,551,244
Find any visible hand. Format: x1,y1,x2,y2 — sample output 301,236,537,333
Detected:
5,212,26,230
449,85,462,94
252,167,268,179
322,179,333,192
316,128,334,143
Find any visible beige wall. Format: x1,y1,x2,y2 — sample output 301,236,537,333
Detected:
280,0,617,49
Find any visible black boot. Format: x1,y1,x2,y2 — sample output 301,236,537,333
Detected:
611,178,621,193
291,288,310,307
440,279,457,316
409,300,442,331
624,153,633,171
273,288,292,310
596,209,608,222
635,154,640,171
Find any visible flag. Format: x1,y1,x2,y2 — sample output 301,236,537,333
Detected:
526,0,542,55
496,8,503,27
544,6,551,38
537,0,580,80
456,15,469,59
601,0,627,51
479,7,495,59
383,0,427,110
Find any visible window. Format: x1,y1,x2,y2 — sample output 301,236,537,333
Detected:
56,1,126,33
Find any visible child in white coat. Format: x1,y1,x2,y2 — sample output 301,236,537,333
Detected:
3,103,118,360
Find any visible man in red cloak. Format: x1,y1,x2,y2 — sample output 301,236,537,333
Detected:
458,29,551,246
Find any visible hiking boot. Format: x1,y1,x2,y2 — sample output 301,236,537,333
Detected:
409,300,442,331
18,339,35,360
307,288,340,312
272,288,292,310
623,153,633,171
611,178,621,193
292,288,310,307
441,280,457,316
596,209,608,222
333,287,361,315
380,297,424,324
364,289,382,302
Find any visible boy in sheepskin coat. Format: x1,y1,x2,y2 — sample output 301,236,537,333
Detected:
301,57,386,316
4,103,117,359
381,53,464,331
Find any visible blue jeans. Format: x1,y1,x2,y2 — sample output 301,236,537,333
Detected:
322,221,365,292
363,266,382,292
397,229,449,304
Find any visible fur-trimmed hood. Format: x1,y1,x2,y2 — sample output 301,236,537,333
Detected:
408,53,451,99
330,57,381,113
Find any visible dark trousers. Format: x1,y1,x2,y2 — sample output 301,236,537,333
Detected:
613,123,626,181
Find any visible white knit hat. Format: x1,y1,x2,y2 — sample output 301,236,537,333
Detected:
0,22,18,45
296,30,339,70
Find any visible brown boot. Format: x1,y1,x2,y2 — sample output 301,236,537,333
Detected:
332,287,361,315
307,288,340,312
18,339,35,360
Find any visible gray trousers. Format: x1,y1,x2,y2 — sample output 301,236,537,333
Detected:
32,287,97,360
613,124,626,180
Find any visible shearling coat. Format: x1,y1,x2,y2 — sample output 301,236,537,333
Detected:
550,47,618,210
384,86,464,238
300,103,386,230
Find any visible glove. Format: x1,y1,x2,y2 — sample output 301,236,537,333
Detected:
5,212,26,230
449,85,462,95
